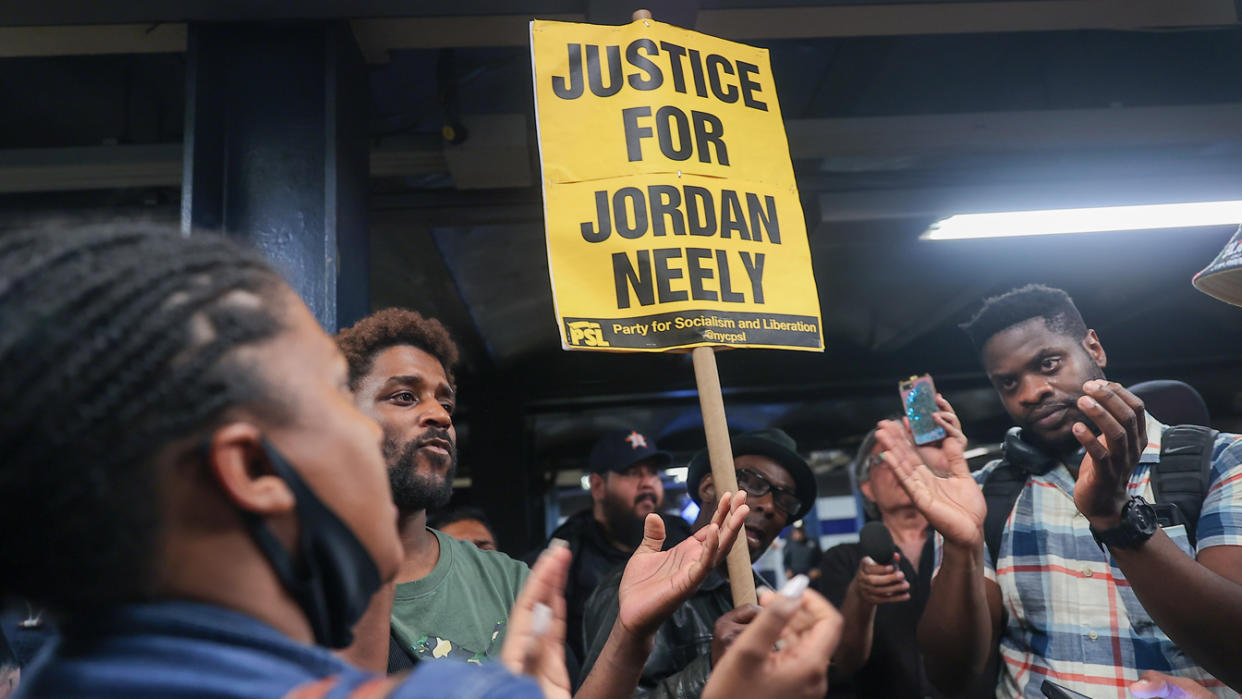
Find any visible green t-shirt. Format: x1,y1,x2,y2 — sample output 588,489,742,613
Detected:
390,528,529,664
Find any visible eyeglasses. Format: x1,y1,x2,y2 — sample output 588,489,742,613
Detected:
735,468,802,518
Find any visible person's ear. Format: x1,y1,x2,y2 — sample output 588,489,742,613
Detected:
588,472,606,500
698,473,717,505
206,423,296,516
860,481,874,503
1082,329,1107,369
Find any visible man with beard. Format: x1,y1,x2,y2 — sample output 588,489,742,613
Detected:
871,284,1242,697
336,308,529,671
539,430,691,663
578,429,818,697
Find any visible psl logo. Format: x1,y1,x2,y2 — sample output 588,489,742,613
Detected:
567,320,610,347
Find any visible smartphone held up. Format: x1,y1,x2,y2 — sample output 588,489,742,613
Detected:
899,374,947,446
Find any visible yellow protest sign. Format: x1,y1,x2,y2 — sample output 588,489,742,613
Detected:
531,18,824,352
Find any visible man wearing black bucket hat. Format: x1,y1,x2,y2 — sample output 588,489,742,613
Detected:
539,429,691,664
577,428,818,697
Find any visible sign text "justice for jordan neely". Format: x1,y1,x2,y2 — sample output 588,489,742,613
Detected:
531,18,823,352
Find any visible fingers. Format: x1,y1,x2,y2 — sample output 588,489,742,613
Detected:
1081,379,1143,468
789,602,844,668
1072,421,1110,468
638,512,667,554
933,407,966,446
714,493,748,568
727,603,762,624
873,424,930,492
856,560,910,600
502,540,571,676
1130,670,1212,699
857,564,905,587
757,584,843,655
858,556,897,575
874,421,922,467
710,491,732,530
517,540,572,611
691,523,719,578
732,581,805,661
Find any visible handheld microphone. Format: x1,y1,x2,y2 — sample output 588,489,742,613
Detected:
859,521,897,565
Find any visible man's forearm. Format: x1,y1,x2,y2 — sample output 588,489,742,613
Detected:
831,582,876,676
574,621,655,699
1109,531,1242,691
917,542,995,693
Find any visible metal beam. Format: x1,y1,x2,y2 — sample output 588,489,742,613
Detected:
698,0,1238,40
8,102,1242,193
0,23,185,57
788,103,1242,160
0,1,1235,57
0,144,182,192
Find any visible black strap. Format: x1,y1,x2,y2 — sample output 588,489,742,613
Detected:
982,424,1217,564
386,627,418,673
982,460,1028,568
1151,424,1217,547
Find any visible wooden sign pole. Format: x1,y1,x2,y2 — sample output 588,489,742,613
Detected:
692,346,758,607
628,5,756,609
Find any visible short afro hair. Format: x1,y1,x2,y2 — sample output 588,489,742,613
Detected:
335,308,460,388
428,505,495,535
960,284,1088,352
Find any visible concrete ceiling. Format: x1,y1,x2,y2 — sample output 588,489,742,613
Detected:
5,2,1242,471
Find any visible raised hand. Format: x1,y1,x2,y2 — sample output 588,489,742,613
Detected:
500,541,573,699
617,491,748,637
914,393,968,476
874,419,985,549
1071,380,1147,526
702,578,843,699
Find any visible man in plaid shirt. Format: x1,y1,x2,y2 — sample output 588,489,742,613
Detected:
872,285,1242,699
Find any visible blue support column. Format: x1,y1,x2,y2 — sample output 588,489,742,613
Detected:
181,22,369,332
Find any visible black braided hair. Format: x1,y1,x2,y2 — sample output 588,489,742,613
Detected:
960,283,1088,353
0,223,291,613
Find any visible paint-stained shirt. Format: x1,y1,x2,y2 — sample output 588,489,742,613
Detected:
389,529,529,667
938,417,1242,699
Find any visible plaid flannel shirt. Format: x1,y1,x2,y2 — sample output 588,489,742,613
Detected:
937,415,1242,699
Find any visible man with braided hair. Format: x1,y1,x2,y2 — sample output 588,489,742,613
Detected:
0,223,763,699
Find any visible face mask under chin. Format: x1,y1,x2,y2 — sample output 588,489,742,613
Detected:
233,438,382,649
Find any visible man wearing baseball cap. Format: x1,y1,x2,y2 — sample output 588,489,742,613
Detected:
540,428,691,665
578,428,818,697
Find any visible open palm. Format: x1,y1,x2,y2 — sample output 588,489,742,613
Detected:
874,419,985,548
617,492,747,637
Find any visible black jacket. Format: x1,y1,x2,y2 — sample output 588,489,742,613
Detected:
579,567,759,698
536,509,690,664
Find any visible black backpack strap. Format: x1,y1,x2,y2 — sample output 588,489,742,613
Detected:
1152,424,1217,547
981,461,1028,569
386,626,418,673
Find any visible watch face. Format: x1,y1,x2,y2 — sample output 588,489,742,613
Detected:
1130,499,1158,534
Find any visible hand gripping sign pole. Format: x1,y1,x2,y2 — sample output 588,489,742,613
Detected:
634,6,755,609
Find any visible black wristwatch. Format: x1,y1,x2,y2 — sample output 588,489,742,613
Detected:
1090,496,1158,551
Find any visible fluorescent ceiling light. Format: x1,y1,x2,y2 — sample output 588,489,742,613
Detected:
923,200,1242,241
